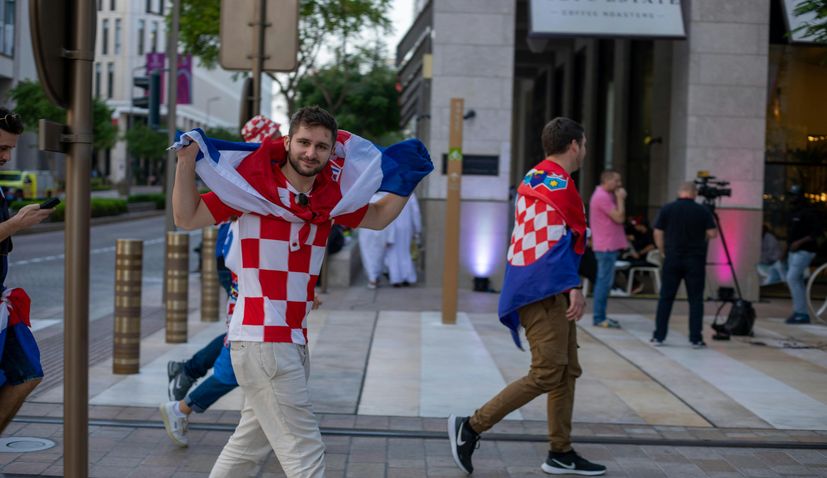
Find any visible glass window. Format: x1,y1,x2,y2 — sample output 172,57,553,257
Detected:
110,0,115,10
102,18,109,55
107,62,114,99
114,19,121,55
0,0,15,57
95,63,101,97
138,19,145,55
98,0,102,11
150,21,158,52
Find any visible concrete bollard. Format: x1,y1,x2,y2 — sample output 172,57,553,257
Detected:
113,239,143,374
165,232,189,343
201,226,220,322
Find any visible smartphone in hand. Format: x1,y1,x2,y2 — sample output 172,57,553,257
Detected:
39,197,60,209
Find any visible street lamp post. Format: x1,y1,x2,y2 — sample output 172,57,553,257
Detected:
205,96,220,129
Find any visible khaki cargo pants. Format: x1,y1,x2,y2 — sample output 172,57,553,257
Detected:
469,294,582,452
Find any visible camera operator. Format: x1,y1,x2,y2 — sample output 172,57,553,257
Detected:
650,182,717,348
784,184,822,324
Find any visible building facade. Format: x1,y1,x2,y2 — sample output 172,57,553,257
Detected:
398,0,826,301
95,0,272,185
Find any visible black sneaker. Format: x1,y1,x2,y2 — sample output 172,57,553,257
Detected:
448,414,479,474
541,449,606,476
691,340,707,349
167,361,195,401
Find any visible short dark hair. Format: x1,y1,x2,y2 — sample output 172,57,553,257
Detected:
600,169,620,183
0,108,23,135
288,106,337,143
541,117,584,156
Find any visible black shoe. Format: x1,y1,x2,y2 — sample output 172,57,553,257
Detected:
167,361,195,401
448,414,479,474
541,449,606,476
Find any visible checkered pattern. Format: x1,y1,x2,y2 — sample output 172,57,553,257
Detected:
225,214,330,345
507,195,566,266
241,115,281,143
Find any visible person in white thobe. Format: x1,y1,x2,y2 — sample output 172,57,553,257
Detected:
358,193,390,288
385,192,421,286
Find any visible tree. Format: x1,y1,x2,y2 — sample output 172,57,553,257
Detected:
295,50,401,143
7,80,118,151
205,127,243,142
174,0,392,115
125,123,168,184
793,0,827,43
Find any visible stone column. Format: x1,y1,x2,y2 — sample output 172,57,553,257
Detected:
666,0,770,301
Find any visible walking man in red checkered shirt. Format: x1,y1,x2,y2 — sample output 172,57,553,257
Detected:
173,106,422,477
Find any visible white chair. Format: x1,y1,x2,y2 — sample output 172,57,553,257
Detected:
625,250,661,295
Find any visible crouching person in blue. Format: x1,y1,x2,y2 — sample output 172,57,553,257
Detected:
448,118,606,476
0,109,55,433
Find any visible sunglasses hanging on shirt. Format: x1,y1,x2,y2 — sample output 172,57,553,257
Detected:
297,193,309,206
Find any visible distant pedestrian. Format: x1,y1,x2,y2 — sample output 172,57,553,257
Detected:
358,193,390,289
385,192,421,286
651,182,717,348
757,223,785,286
0,109,55,433
448,117,606,476
588,170,628,328
784,185,822,324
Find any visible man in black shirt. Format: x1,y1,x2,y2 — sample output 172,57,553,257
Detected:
785,185,822,324
651,182,717,348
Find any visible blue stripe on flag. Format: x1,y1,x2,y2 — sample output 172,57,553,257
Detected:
378,139,433,197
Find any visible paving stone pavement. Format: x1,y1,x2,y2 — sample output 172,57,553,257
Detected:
3,284,827,476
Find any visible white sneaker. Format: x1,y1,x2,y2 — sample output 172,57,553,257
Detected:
610,288,630,297
367,281,378,290
159,401,188,447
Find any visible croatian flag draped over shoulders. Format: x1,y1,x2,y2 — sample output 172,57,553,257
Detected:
169,128,433,221
498,159,587,349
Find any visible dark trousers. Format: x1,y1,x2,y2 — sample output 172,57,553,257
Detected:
654,254,706,343
184,334,225,379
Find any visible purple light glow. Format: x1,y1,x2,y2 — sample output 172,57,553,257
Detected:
460,202,508,277
707,209,751,286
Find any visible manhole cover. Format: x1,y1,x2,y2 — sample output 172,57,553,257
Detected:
0,437,56,453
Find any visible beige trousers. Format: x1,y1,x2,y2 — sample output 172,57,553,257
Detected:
469,294,582,452
210,341,325,478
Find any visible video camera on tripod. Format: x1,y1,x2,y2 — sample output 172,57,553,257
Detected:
694,171,755,340
695,172,732,206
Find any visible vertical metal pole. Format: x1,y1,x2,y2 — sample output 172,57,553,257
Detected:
164,0,180,233
441,98,464,325
251,0,266,116
64,0,95,475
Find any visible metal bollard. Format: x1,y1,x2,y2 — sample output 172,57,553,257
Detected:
113,239,143,374
165,232,189,343
201,226,220,322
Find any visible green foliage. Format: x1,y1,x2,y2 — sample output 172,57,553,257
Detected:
10,197,127,222
205,127,242,142
91,177,112,191
295,53,401,142
174,0,392,115
127,192,166,209
6,80,118,150
125,123,168,161
793,0,827,43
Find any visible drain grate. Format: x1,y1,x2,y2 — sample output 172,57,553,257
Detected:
0,437,56,453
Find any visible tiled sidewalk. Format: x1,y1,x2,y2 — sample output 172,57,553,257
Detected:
4,406,827,477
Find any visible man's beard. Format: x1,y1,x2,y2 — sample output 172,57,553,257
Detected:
287,150,327,177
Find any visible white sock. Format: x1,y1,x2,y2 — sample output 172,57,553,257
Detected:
172,401,187,418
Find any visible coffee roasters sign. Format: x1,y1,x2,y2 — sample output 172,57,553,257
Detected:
529,0,686,38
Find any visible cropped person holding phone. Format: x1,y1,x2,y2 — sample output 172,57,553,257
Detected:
0,108,56,432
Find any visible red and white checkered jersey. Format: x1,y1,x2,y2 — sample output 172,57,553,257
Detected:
507,195,567,266
203,182,366,345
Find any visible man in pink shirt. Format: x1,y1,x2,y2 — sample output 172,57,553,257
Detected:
588,170,628,328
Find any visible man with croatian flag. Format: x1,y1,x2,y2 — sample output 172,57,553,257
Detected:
171,106,432,478
448,118,607,476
